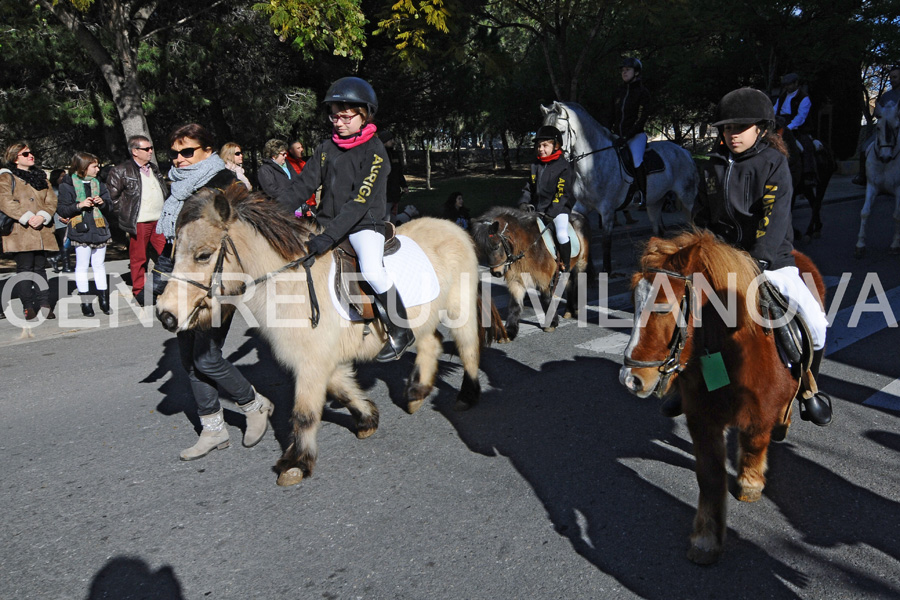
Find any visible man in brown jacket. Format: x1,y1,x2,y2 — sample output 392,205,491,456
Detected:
107,135,168,305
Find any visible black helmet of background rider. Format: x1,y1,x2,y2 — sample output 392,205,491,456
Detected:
323,77,378,122
533,125,563,152
621,57,643,75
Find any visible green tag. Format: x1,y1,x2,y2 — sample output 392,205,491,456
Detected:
700,351,730,392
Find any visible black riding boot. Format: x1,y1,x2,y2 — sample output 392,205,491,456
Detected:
635,163,648,209
372,285,415,362
97,288,111,315
799,349,833,426
557,241,571,272
80,292,95,317
48,252,61,273
60,248,73,273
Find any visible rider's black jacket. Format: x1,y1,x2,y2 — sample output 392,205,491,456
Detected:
609,78,651,139
694,141,795,270
291,135,390,245
519,155,574,218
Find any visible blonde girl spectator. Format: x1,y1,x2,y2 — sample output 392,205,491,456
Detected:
220,142,252,190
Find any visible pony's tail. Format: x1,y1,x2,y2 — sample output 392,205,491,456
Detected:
478,290,508,347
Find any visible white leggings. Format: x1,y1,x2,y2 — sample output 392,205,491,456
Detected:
627,133,648,168
74,245,108,294
553,213,570,244
764,266,828,350
349,229,392,294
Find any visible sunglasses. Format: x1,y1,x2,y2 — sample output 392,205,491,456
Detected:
135,146,153,152
168,146,202,159
18,151,34,158
233,151,242,156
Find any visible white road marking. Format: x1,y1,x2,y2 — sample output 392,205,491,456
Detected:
825,284,900,356
863,379,900,412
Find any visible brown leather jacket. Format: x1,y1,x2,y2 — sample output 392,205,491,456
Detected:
106,159,168,235
0,170,59,254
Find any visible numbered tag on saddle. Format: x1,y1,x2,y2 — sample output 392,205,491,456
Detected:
758,280,814,375
700,351,730,392
332,223,401,320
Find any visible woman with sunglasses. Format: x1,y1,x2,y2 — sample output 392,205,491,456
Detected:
219,142,252,190
0,142,59,320
291,76,413,361
156,123,274,461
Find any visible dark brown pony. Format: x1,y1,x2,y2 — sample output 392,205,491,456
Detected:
618,230,825,565
470,207,591,340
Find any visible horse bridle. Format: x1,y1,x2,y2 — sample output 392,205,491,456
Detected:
160,231,320,328
553,107,617,164
623,267,695,398
875,115,900,163
480,221,544,271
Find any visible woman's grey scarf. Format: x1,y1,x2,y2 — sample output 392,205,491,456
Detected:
156,153,226,240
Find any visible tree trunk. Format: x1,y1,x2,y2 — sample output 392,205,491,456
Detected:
423,137,433,190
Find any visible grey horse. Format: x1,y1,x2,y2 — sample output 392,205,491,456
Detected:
855,100,900,257
541,101,698,273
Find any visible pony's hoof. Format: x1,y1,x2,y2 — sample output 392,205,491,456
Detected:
276,468,304,487
542,325,557,332
854,247,866,259
562,311,574,319
801,234,812,244
498,337,512,344
356,427,376,439
890,246,900,256
406,399,425,414
812,230,822,239
738,486,763,502
454,399,474,412
687,544,722,565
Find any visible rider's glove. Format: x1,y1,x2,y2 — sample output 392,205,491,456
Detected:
305,234,332,257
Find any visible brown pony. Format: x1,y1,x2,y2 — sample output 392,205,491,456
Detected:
156,185,505,487
618,230,825,565
470,207,591,340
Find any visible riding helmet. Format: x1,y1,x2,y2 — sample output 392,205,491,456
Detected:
781,72,799,85
711,87,775,128
621,57,642,73
323,77,378,116
534,125,563,146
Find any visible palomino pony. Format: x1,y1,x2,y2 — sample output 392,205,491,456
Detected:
856,100,900,257
618,230,825,565
470,206,590,340
541,101,698,273
156,185,505,487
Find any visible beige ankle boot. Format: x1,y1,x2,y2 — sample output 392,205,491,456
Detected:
239,392,274,447
180,410,230,461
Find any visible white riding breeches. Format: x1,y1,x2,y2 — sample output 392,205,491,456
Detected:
349,229,392,295
553,213,570,244
628,133,647,168
764,266,828,350
74,245,108,294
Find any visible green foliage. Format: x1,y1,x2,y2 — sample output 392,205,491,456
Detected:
252,0,368,58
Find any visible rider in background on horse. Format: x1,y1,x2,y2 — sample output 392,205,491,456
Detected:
290,77,414,362
774,73,817,185
518,125,575,271
690,87,832,426
609,57,651,213
853,65,900,186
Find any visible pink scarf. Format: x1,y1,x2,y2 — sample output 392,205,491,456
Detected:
332,124,378,149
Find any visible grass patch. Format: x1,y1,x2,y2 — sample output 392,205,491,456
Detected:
401,167,529,219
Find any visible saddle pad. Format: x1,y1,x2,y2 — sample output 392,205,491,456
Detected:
328,235,440,321
536,218,580,261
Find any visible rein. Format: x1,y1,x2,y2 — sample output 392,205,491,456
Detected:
161,232,321,328
623,267,694,398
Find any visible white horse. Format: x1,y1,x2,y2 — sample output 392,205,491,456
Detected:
856,100,900,257
541,101,698,273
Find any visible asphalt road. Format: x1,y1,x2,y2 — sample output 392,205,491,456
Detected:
1,175,899,599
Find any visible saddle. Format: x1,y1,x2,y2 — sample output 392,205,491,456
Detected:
332,222,401,320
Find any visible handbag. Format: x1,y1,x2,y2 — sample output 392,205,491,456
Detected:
0,172,16,236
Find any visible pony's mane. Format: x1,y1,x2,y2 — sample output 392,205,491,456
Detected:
177,183,316,260
470,206,538,249
639,229,759,298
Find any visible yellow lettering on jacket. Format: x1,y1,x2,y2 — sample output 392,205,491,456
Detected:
554,177,566,203
354,153,384,203
756,185,777,238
